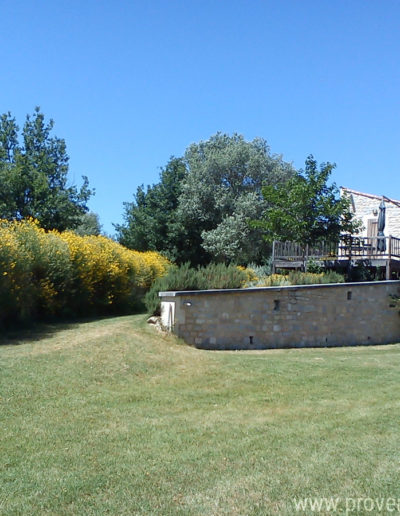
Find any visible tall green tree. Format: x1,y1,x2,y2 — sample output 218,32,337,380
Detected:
254,155,360,246
0,108,92,231
116,157,188,260
117,133,295,265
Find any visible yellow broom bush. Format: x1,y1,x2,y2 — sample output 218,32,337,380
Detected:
0,219,170,326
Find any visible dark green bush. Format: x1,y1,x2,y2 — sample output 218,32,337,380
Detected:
345,260,381,282
305,259,324,274
145,263,248,315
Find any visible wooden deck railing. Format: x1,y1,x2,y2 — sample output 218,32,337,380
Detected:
273,235,400,262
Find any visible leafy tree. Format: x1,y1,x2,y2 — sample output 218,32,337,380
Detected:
254,155,360,246
0,108,92,231
117,133,295,265
74,212,102,236
200,191,269,263
116,157,188,260
176,133,295,264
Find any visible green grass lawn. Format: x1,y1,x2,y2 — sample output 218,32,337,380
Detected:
1,315,400,515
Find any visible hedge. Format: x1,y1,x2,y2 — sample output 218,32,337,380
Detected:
0,219,170,326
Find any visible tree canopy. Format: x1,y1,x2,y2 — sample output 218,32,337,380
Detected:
116,133,295,264
254,155,360,247
116,157,188,260
74,212,102,236
0,108,92,231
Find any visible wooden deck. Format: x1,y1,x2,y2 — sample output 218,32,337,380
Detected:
272,235,400,279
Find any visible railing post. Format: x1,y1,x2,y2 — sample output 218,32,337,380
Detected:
347,235,352,277
272,240,276,274
386,236,392,280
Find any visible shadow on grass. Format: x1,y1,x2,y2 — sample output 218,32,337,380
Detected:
0,314,132,346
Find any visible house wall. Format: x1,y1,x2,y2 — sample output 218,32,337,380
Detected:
159,281,400,350
342,188,400,238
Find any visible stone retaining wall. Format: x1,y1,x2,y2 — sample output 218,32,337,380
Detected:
159,281,400,349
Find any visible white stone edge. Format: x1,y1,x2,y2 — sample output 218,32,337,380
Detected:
158,280,400,297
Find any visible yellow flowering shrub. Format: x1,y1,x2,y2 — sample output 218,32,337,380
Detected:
0,219,170,326
238,265,258,286
250,271,344,287
0,220,35,322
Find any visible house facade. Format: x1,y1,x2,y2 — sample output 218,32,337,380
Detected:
272,188,400,278
341,187,400,239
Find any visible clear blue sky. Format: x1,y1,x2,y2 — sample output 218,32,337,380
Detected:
2,0,399,235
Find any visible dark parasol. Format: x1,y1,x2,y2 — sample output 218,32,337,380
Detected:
377,199,386,252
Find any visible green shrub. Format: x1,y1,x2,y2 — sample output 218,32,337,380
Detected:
198,263,248,290
305,259,324,274
246,270,345,287
145,263,248,315
246,258,274,278
287,270,345,285
319,270,346,284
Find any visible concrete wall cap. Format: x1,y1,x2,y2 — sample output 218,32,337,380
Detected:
158,280,400,297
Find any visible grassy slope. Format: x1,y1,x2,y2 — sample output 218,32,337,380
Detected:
1,315,400,515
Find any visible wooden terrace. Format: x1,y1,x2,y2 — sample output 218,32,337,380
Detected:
272,235,400,280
